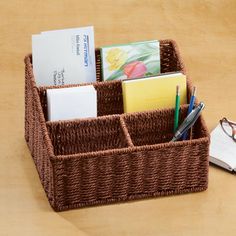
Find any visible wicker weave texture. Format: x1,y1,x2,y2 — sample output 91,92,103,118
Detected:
24,40,210,211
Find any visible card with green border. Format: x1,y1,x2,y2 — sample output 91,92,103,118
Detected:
100,40,160,81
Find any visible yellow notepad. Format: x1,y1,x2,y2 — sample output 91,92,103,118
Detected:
122,72,187,113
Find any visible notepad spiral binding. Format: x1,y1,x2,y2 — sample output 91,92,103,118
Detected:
24,40,210,211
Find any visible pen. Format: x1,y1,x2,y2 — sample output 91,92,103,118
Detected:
174,85,180,132
182,86,196,140
171,102,205,142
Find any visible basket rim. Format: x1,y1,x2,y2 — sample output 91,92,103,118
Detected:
51,135,209,161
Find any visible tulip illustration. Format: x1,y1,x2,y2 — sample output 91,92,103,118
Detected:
106,48,128,71
124,61,147,79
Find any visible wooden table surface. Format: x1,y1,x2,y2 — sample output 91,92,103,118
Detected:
1,1,236,235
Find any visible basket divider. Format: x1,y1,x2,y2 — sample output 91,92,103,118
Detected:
119,116,134,147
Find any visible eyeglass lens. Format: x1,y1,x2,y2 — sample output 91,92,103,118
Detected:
221,119,236,140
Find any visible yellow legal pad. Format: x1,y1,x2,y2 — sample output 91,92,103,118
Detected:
122,72,187,113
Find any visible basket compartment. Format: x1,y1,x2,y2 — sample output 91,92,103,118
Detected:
118,108,210,195
35,39,185,122
46,115,131,155
123,106,208,146
38,80,124,121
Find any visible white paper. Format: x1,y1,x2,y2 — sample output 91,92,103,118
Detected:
47,85,97,121
32,26,96,86
209,124,236,171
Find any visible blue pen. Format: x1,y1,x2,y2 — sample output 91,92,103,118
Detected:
182,86,196,140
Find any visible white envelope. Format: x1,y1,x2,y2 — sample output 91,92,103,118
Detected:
32,26,96,86
47,85,97,121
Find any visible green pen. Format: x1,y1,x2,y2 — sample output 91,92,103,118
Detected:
174,85,180,132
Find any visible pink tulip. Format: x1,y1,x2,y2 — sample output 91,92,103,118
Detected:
124,61,147,79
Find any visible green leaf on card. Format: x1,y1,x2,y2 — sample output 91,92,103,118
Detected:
145,60,160,75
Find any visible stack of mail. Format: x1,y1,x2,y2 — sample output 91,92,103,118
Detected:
32,26,96,86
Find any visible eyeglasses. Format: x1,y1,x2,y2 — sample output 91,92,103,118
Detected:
220,117,236,142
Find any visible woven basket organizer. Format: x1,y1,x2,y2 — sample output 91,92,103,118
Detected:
24,40,210,211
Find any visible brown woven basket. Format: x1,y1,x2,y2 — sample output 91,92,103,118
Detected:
24,40,210,211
